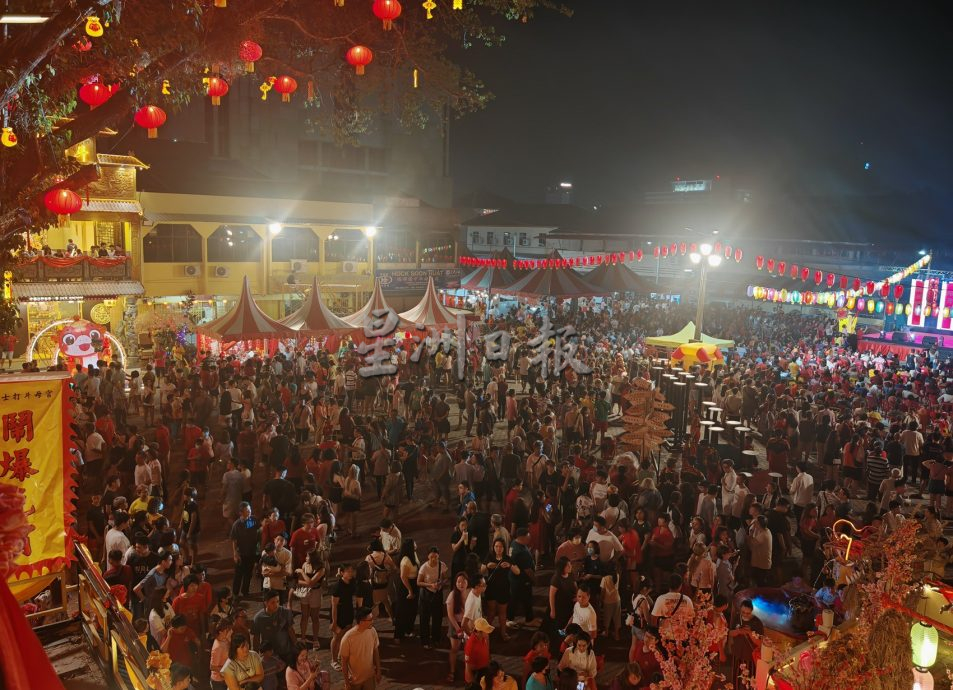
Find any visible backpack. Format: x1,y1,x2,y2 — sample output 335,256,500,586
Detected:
369,554,390,588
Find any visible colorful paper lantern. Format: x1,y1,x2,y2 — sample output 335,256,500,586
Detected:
777,261,787,276
628,250,636,262
679,242,687,255
894,284,904,300
661,246,669,258
274,76,297,102
853,278,861,292
134,105,167,138
878,283,889,298
790,264,798,279
847,296,856,310
906,303,913,316
886,301,895,315
911,622,939,669
636,249,643,261
653,246,660,259
746,286,754,297
206,76,229,105
734,248,743,263
814,270,823,286
767,258,776,272
836,294,846,308
756,255,765,270
865,281,874,296
857,298,866,312
44,187,83,224
669,243,677,256
826,273,835,288
373,0,402,29
875,300,884,314
867,299,876,313
800,267,810,281
78,81,112,108
713,241,721,255
239,40,263,72
346,45,374,75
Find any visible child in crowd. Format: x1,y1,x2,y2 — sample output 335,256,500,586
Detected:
522,631,552,680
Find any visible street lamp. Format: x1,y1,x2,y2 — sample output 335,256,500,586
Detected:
689,242,722,341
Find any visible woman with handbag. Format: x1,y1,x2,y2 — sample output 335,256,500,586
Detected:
295,549,327,647
417,546,448,649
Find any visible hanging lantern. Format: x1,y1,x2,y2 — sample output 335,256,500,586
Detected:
239,40,263,73
734,248,743,263
627,250,636,262
746,286,754,298
134,105,167,138
790,264,799,279
78,81,112,109
853,278,861,292
846,296,855,309
827,293,836,308
894,284,904,300
756,255,765,270
886,301,895,315
857,298,866,312
206,76,229,105
689,243,698,254
723,244,731,260
636,249,643,261
879,283,889,298
911,620,938,669
373,0,402,29
838,275,848,290
346,45,374,75
44,187,83,225
653,246,660,259
661,246,669,257
713,241,722,255
906,303,913,316
777,261,786,276
669,242,677,256
875,300,884,314
801,267,810,282
925,306,932,318
826,273,835,288
767,258,776,272
274,76,297,102
678,242,687,255
836,294,846,308
582,256,589,266
814,270,823,286
864,281,874,296
767,288,776,301
867,299,876,314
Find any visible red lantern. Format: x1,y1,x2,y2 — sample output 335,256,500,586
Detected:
207,76,229,106
690,243,698,254
886,301,895,316
767,258,776,272
636,249,643,261
627,250,636,262
134,105,166,138
373,0,402,29
894,284,904,300
777,261,786,276
346,45,374,75
865,281,875,296
734,248,743,263
78,81,112,109
44,187,83,224
852,278,861,292
880,283,889,298
839,275,848,290
274,76,297,102
669,243,677,256
661,246,669,258
790,264,798,279
653,246,660,259
756,255,765,270
713,241,721,255
679,242,687,255
814,270,823,286
801,267,810,282
238,40,263,72
826,273,835,288
724,245,732,260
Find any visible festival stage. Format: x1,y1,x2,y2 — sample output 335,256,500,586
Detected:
857,330,953,357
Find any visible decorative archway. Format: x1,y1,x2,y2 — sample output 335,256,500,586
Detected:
26,318,128,368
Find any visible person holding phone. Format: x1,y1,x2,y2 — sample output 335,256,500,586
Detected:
557,631,597,690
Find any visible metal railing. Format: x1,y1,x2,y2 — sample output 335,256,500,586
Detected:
12,259,133,282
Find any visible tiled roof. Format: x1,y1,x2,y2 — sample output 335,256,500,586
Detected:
13,280,144,300
97,154,149,168
79,199,143,214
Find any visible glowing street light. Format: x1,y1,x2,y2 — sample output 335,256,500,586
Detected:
268,222,282,235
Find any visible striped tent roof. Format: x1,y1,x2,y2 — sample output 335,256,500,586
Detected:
279,277,355,336
499,265,607,299
458,264,516,290
343,279,396,328
196,276,296,341
399,277,457,328
580,262,654,293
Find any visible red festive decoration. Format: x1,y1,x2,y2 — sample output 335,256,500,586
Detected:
653,246,660,259
134,105,166,138
73,36,93,52
756,255,765,270
274,76,297,102
206,76,229,105
814,270,823,286
777,261,786,276
44,187,82,224
767,258,776,272
661,246,669,258
346,45,374,75
826,272,835,288
679,242,687,255
852,278,861,292
894,284,904,300
713,241,721,255
734,248,743,263
790,264,798,279
78,81,112,109
723,245,731,260
865,281,875,296
239,40,263,73
801,267,810,282
636,249,643,261
880,283,889,298
373,0,402,29
690,243,698,254
669,243,677,256
627,250,636,262
839,275,848,290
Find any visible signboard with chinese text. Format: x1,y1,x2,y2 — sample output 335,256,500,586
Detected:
376,267,463,291
1,372,76,589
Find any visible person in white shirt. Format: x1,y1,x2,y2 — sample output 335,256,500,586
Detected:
789,462,815,522
720,460,738,518
462,576,486,633
568,588,598,638
585,516,623,563
104,511,131,561
558,631,598,690
650,574,694,638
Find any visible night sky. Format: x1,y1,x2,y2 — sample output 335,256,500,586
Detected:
450,0,953,208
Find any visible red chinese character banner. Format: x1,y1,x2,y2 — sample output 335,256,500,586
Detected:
0,374,76,588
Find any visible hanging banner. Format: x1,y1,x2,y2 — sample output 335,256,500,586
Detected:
377,267,462,291
0,373,76,595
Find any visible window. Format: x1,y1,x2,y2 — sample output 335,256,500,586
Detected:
503,232,511,248
272,226,319,262
537,234,546,247
95,221,124,249
143,224,202,263
487,232,496,246
519,232,529,247
207,225,262,262
470,231,482,246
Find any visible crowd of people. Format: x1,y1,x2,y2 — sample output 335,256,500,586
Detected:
62,296,952,690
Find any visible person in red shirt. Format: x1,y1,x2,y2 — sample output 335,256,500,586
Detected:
95,411,116,447
155,418,171,464
162,614,199,667
182,421,203,453
522,632,552,681
171,575,208,639
464,618,492,683
289,513,320,569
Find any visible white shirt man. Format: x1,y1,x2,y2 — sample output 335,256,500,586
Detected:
569,589,598,637
585,518,623,563
789,465,815,509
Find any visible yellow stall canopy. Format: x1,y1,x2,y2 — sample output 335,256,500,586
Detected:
643,322,734,349
670,342,725,369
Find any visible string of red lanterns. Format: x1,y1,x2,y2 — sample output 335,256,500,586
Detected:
754,254,930,293
460,246,746,271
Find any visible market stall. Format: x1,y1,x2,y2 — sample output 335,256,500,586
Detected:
195,276,295,356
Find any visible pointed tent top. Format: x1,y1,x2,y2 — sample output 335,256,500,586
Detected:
196,276,296,341
582,261,653,294
643,322,735,348
280,277,355,336
500,262,606,299
458,263,516,290
398,276,457,328
344,279,395,328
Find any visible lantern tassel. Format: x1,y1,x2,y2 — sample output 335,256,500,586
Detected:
147,127,157,139
356,65,365,76
282,93,290,103
307,80,315,101
383,19,392,30
213,0,226,6
245,61,255,73
212,96,221,106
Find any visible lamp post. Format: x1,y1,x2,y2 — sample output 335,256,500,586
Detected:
689,242,722,342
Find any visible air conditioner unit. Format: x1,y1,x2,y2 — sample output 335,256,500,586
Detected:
214,266,230,277
291,259,308,272
184,264,200,277
342,261,357,273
